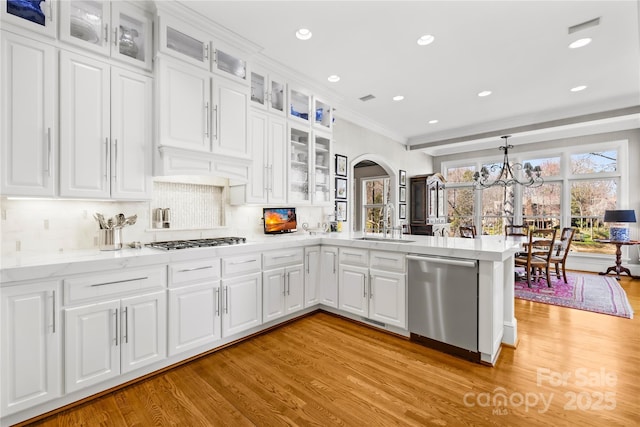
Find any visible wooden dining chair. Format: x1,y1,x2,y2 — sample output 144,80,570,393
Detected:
549,227,576,283
514,228,557,287
459,225,476,238
505,224,528,236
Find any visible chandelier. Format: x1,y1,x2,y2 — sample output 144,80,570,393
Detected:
473,135,543,189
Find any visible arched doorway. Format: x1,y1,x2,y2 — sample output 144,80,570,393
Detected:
350,154,397,232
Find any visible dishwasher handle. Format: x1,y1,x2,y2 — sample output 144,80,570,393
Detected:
406,254,477,268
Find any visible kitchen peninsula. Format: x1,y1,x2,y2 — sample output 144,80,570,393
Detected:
0,233,520,427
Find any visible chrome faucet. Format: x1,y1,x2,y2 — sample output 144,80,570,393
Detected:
383,202,397,238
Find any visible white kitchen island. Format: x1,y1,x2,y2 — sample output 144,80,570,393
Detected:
0,232,520,426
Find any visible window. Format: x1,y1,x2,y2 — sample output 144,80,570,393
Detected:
443,141,626,255
362,177,389,232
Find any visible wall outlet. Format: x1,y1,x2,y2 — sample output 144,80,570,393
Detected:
15,240,21,252
44,219,49,230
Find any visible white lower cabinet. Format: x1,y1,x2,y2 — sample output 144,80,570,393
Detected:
320,246,339,308
338,249,407,329
1,281,61,416
63,267,166,393
64,291,166,393
167,258,222,356
263,248,304,322
304,246,321,307
221,272,262,336
263,265,304,322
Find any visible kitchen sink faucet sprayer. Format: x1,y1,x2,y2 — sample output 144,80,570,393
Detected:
383,202,401,239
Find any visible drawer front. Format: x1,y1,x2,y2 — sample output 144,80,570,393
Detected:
221,253,262,277
169,258,221,288
369,251,406,273
339,247,369,267
262,248,304,269
64,266,166,305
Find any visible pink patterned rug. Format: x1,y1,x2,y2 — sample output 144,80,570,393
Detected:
514,270,634,318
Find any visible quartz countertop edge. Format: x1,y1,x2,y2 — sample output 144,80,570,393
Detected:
1,233,521,283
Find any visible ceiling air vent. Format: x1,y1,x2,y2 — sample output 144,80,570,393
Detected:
568,17,600,34
359,94,376,102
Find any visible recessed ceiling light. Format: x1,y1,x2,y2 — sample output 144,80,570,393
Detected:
570,85,587,92
478,90,492,97
428,119,439,124
295,28,312,40
417,34,435,46
393,95,404,101
569,37,592,49
327,75,340,83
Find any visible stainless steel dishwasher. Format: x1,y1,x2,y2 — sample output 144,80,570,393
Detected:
407,254,479,361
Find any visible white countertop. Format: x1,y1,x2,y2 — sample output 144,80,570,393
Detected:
1,232,521,283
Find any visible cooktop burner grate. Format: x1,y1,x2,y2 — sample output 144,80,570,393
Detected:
146,237,247,250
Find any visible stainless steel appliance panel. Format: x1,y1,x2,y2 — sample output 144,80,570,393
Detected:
407,254,478,352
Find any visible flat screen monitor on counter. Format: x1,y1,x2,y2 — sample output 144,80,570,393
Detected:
263,207,297,234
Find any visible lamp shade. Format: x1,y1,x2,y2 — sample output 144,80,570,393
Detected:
603,210,637,223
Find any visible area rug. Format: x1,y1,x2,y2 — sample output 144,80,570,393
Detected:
514,271,634,319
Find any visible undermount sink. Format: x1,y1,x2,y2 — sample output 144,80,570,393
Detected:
356,237,415,243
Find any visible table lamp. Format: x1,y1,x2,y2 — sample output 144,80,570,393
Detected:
603,210,637,241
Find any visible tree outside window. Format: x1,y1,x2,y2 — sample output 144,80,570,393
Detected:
362,177,390,232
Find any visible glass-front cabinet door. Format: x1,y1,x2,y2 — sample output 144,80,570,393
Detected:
289,87,310,123
59,0,110,55
250,66,286,116
213,47,246,81
111,2,152,70
289,125,310,204
158,14,211,70
313,97,333,131
313,132,331,204
1,0,57,38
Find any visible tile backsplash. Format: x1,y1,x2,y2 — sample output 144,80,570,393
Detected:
1,183,334,257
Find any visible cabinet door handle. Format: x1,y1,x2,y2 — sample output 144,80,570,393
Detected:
224,286,229,314
113,26,118,46
51,290,56,333
45,128,52,177
47,1,52,21
215,288,220,316
268,165,273,192
104,24,109,43
178,265,213,273
343,252,363,258
363,276,367,298
90,277,148,287
306,253,310,274
213,105,218,139
283,274,287,296
228,259,256,266
374,256,397,262
204,102,210,138
332,252,336,274
123,307,128,344
204,44,209,61
264,165,268,192
272,254,295,260
287,272,291,295
114,308,119,346
113,139,118,182
369,275,373,299
104,138,109,181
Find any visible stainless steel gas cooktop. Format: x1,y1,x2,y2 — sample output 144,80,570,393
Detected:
146,237,247,250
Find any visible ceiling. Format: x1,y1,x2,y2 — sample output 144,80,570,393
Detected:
180,1,640,155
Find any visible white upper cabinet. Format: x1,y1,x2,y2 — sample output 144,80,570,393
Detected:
288,124,311,204
59,0,152,70
157,12,247,82
1,0,57,38
312,131,332,205
288,86,310,124
211,75,249,158
250,65,286,116
313,96,333,131
60,51,151,199
1,32,56,197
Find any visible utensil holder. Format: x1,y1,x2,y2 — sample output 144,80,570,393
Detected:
99,228,123,251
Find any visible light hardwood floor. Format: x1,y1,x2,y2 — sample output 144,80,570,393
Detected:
25,275,639,426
